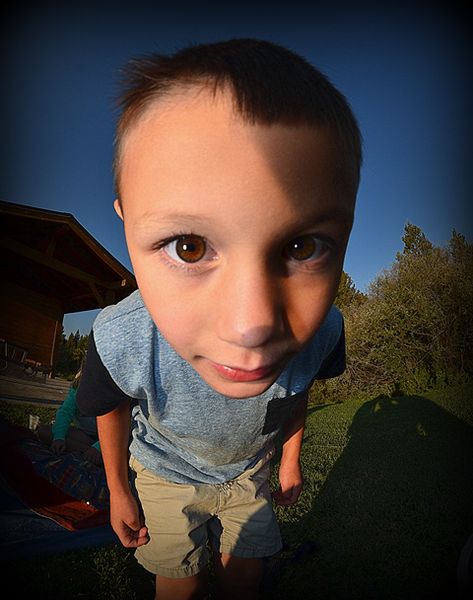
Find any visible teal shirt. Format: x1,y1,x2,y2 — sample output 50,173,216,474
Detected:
53,387,100,452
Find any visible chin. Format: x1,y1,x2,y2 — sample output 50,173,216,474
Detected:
201,375,276,399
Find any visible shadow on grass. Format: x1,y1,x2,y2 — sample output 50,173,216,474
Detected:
273,393,473,600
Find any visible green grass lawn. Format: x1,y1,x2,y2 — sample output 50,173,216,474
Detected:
1,383,472,599
271,383,473,600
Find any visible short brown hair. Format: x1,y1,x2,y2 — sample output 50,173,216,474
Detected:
113,38,362,196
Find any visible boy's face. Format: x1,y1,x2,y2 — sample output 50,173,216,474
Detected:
116,88,354,398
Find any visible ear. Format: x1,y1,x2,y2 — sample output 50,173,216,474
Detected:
114,198,124,221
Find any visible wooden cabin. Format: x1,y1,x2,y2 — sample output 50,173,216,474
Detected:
0,200,137,375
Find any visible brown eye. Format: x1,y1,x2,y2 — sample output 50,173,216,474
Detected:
174,235,206,263
285,236,321,261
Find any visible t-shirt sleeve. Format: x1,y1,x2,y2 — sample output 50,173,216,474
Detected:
314,321,346,380
76,331,135,417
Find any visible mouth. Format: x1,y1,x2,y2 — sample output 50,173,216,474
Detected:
209,360,280,383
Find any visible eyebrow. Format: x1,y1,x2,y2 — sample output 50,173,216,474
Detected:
132,213,215,231
306,207,354,226
132,205,354,232
284,207,354,235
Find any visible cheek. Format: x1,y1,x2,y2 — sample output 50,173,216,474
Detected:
143,291,198,355
152,308,196,354
133,267,206,353
285,275,339,342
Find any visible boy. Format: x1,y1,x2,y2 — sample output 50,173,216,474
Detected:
77,38,362,599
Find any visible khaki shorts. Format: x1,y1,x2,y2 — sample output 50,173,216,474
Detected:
130,451,282,578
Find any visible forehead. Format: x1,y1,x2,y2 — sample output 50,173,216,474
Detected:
119,86,355,218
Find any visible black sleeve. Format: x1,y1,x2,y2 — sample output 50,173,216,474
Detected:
314,322,346,380
76,331,135,417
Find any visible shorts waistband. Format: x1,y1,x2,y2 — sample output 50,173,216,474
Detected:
130,445,276,486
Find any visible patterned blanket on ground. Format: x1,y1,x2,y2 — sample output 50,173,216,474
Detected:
0,418,110,531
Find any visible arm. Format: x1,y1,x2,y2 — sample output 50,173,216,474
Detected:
82,440,102,465
272,392,308,506
52,387,77,441
272,311,345,505
50,387,77,454
83,435,101,464
97,400,148,548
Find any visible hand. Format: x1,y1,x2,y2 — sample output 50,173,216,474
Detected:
50,439,66,455
110,491,149,548
82,446,103,466
272,460,303,506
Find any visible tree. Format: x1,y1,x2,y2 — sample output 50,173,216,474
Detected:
321,223,473,401
334,271,366,311
386,226,469,387
399,222,433,257
55,330,89,378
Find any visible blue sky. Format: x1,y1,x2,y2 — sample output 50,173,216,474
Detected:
2,2,471,335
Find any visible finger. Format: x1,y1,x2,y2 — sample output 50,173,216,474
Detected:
137,525,149,538
114,524,144,548
120,535,142,548
132,523,149,546
126,525,149,547
272,489,289,505
127,518,144,531
273,486,301,506
125,520,148,537
284,487,303,505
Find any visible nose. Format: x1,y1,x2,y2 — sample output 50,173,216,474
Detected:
216,263,284,348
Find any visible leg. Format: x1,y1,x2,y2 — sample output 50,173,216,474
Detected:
131,458,213,599
155,570,207,600
213,553,263,600
209,455,281,600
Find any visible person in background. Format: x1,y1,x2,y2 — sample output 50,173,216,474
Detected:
37,368,102,465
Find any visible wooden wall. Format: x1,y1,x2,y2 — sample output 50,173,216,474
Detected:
0,281,63,367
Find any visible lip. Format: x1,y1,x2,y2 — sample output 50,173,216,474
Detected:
209,361,278,382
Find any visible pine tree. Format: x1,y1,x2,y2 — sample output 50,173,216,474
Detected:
334,271,366,311
399,222,433,257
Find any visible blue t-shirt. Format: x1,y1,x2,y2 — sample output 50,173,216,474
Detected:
77,290,345,484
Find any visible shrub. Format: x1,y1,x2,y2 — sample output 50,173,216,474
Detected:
315,224,473,402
